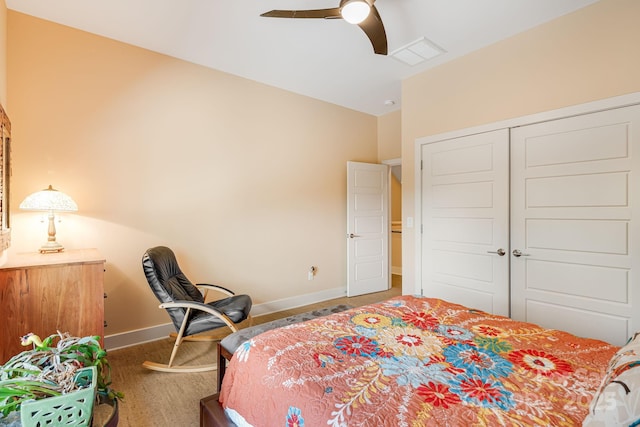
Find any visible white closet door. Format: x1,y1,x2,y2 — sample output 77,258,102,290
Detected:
421,130,510,316
511,105,640,346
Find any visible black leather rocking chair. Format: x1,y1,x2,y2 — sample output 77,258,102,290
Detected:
141,246,252,373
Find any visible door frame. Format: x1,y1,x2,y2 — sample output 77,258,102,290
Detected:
382,158,402,278
414,91,640,297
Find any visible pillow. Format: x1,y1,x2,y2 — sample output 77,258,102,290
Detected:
583,332,640,426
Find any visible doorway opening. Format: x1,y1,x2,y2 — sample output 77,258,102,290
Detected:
383,158,402,291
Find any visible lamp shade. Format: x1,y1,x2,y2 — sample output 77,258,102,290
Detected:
341,0,370,24
19,185,78,212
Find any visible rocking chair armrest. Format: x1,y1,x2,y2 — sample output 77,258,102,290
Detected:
196,283,236,297
159,300,238,331
160,300,223,316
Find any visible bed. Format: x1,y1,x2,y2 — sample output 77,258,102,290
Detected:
218,295,640,426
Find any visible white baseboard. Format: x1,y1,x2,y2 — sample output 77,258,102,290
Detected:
104,286,347,351
105,323,175,351
249,286,346,316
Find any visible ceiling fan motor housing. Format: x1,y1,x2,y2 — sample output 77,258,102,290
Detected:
339,0,375,6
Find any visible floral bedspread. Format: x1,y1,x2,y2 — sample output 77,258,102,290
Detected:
219,296,618,426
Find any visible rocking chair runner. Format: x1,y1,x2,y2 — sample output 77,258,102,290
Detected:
141,246,252,373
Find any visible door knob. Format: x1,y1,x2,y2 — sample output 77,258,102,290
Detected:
487,248,506,256
347,233,360,239
512,249,530,257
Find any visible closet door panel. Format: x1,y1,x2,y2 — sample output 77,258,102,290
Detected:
526,172,629,207
525,122,629,167
526,219,628,254
525,259,629,304
421,130,510,316
511,104,640,346
525,301,630,347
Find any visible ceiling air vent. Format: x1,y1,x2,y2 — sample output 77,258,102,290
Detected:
391,36,445,66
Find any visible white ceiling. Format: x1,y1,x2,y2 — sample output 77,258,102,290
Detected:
6,0,598,116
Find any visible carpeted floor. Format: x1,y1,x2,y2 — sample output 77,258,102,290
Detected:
105,276,402,426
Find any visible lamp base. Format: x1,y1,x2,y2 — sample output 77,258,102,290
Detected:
39,241,65,254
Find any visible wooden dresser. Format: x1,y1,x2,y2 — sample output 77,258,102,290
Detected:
0,248,105,363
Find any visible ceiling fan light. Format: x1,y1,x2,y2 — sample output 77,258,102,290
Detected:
341,0,370,24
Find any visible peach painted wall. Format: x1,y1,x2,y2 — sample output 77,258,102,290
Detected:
401,0,640,294
7,11,378,338
377,110,400,161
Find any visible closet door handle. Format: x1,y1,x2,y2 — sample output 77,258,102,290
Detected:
487,248,506,256
512,249,530,257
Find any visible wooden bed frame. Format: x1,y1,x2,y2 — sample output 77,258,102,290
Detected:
200,393,234,427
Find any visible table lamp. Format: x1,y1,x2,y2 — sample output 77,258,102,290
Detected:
19,185,78,253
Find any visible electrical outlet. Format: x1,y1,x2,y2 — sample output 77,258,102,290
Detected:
308,266,317,281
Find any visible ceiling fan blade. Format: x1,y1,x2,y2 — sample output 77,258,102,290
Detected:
261,8,341,19
357,5,387,55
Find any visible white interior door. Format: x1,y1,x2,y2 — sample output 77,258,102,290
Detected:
510,105,640,346
420,130,510,315
347,161,389,297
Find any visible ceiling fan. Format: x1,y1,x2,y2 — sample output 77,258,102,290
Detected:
260,0,388,55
